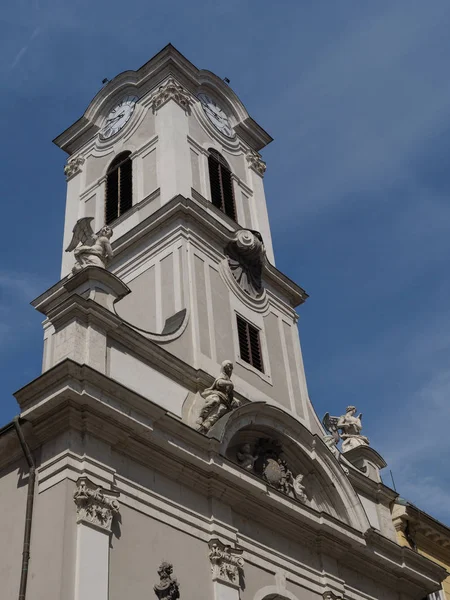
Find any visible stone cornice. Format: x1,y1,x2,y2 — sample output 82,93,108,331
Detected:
31,266,131,316
11,359,446,594
110,194,308,308
345,462,397,505
393,502,450,555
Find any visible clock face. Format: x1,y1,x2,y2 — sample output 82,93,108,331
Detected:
100,96,138,140
198,93,234,138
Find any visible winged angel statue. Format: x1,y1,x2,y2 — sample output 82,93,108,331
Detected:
322,406,369,453
65,218,113,274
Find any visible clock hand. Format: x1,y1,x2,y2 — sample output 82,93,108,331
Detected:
104,112,125,126
204,106,221,120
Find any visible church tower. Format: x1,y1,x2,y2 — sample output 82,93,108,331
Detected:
0,45,446,600
51,44,315,430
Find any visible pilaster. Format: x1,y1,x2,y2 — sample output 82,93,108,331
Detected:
247,166,275,264
153,78,193,204
73,477,120,600
33,266,130,370
61,159,85,278
208,539,244,600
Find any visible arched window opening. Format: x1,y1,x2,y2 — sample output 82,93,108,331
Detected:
208,149,236,221
105,152,133,225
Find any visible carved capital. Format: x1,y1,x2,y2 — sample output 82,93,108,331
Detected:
73,477,119,533
151,78,193,113
64,156,85,180
246,149,266,177
208,539,244,587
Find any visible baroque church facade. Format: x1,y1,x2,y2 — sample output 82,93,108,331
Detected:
0,44,447,600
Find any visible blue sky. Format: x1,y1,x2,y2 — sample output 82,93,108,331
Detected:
1,1,450,525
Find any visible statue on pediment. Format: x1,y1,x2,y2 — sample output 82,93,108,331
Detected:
65,217,113,274
323,405,369,453
196,361,240,433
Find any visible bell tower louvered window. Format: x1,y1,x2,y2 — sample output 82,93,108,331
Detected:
105,151,133,225
208,149,237,221
236,315,264,372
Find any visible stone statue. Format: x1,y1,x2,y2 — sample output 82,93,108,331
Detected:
337,406,369,451
226,230,265,298
154,562,180,600
236,443,258,471
196,361,240,433
65,217,113,274
323,406,369,453
292,473,307,502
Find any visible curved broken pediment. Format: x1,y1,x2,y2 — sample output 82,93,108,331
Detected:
209,402,370,532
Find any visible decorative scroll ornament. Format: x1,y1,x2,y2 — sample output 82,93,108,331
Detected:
154,562,180,600
322,435,349,475
64,156,84,180
65,217,113,274
226,230,265,298
246,149,266,177
151,78,193,113
208,539,244,587
236,439,307,502
73,477,119,533
196,360,240,433
323,406,369,453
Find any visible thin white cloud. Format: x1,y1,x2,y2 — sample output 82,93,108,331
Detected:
8,26,40,71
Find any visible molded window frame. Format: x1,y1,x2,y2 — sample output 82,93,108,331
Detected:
231,306,272,384
105,151,133,225
207,148,237,221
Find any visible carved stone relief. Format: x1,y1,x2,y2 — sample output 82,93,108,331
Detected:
197,360,240,433
226,230,265,298
151,78,193,114
208,539,244,587
246,149,266,177
236,438,307,502
323,406,369,453
73,477,119,533
65,217,113,274
154,562,180,600
64,156,85,180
